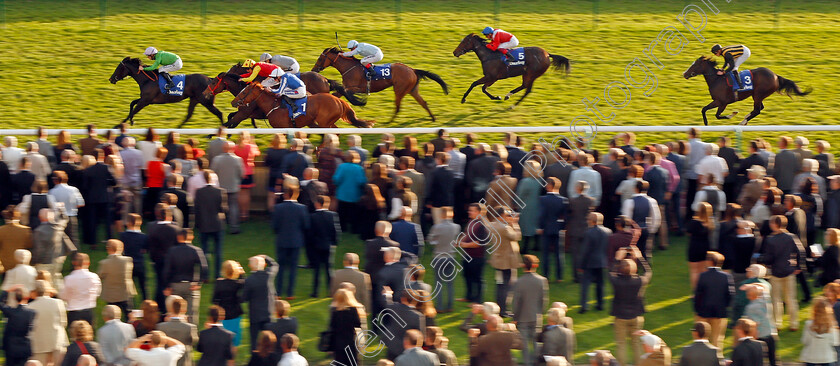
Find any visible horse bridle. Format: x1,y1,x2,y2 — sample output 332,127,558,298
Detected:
120,60,156,81
208,75,226,95
318,51,361,77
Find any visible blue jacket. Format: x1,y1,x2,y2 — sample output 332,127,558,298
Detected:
272,200,310,249
333,162,367,203
694,267,734,318
390,219,423,255
538,193,569,235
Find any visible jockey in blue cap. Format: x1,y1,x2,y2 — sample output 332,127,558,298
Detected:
482,27,518,60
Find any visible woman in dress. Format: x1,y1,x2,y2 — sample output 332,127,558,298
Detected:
234,131,260,221
687,202,714,289
328,289,365,366
131,299,161,337
213,260,246,347
162,131,181,163
247,331,281,366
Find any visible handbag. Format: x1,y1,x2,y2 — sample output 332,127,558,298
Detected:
318,330,333,352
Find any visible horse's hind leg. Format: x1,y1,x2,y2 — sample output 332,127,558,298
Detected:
511,76,536,107
180,98,200,127
409,85,436,122
389,88,407,123
739,99,765,126
505,84,526,101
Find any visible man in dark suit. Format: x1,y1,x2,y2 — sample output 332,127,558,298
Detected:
163,228,208,325
120,213,149,300
50,149,82,189
679,321,724,366
10,157,35,205
162,174,193,229
544,150,576,197
537,177,569,282
263,299,298,353
272,185,310,299
82,150,116,245
78,124,102,156
395,329,440,366
512,255,549,366
465,144,499,203
735,141,768,189
382,289,426,360
468,314,522,366
504,132,527,180
365,221,400,288
730,319,765,366
693,251,734,348
331,253,372,313
579,213,612,313
773,136,801,194
391,207,425,256
427,152,455,225
429,128,449,154
196,306,235,366
717,137,741,203
0,152,12,209
280,138,312,181
300,167,328,213
194,170,227,279
242,255,278,351
759,215,805,331
0,288,36,366
568,181,595,282
147,203,180,307
375,247,409,315
309,195,340,298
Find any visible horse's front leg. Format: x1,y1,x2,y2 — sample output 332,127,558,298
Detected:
481,79,501,100
700,100,719,126
122,99,140,124
462,76,488,104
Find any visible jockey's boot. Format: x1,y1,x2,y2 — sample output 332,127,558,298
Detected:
502,49,514,60
365,64,376,80
283,95,299,115
161,72,175,90
732,70,742,90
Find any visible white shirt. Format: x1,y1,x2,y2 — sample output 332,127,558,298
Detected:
60,268,102,311
621,193,661,233
694,155,728,185
27,152,51,181
126,344,186,366
448,149,467,179
136,140,162,167
280,350,309,366
186,174,207,200
691,187,727,213
49,184,85,216
2,146,24,173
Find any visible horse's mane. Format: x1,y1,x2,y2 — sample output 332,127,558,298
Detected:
701,55,717,66
468,33,487,44
325,47,342,53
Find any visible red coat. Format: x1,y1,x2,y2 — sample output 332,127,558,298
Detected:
486,29,514,51
239,62,279,79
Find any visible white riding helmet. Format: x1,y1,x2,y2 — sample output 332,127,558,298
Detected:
260,52,272,63
144,47,158,56
347,40,359,49
269,69,285,78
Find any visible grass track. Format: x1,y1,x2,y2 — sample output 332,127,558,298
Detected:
1,0,838,363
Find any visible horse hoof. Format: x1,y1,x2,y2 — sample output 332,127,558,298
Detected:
504,95,511,101
739,119,748,126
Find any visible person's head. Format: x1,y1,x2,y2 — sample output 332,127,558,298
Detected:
589,350,617,366
149,330,166,348
769,215,787,232
576,180,590,195
102,304,121,322
280,333,300,353
691,321,710,340
403,328,424,350
482,302,500,320
72,252,90,270
523,254,539,272
485,314,502,332
343,252,360,267
127,213,142,231
256,330,277,358
374,220,392,237
30,279,49,299
734,318,756,339
435,151,450,166
249,255,266,271
276,299,291,318
817,140,830,153
827,229,840,247
811,298,836,335
76,354,96,366
706,251,724,268
106,239,124,255
618,258,638,276
635,180,649,194
825,283,840,303
221,260,244,280
547,308,564,325
332,288,361,311
15,249,31,266
688,127,700,139
69,320,94,342
546,177,561,193
640,332,662,354
587,212,603,228
207,305,225,323
746,264,766,279
383,247,401,264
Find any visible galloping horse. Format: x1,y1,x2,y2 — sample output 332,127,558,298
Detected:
204,65,366,128
312,47,449,122
684,56,811,126
231,83,374,129
109,57,223,127
452,34,570,107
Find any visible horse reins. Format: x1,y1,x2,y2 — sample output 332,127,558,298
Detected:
120,60,157,82
208,76,225,95
321,51,361,77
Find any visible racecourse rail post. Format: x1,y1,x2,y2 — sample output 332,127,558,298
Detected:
395,0,401,29
1,0,6,29
200,0,207,28
592,0,599,30
99,0,106,29
298,0,304,29
774,0,781,29
494,0,500,26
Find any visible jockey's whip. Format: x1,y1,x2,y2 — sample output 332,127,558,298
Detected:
335,32,343,51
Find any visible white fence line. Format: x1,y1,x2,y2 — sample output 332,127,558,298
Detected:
1,125,839,136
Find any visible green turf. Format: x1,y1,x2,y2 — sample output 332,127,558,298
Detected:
1,0,837,364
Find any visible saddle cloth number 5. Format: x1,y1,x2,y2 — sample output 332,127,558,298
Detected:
518,52,525,60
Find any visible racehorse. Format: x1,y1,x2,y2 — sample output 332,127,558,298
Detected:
452,33,570,107
109,57,224,127
684,56,811,126
231,83,375,129
312,47,449,122
204,65,367,128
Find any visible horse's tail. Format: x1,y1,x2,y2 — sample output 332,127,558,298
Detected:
777,75,812,98
414,69,449,95
327,78,367,106
338,98,375,128
549,54,571,76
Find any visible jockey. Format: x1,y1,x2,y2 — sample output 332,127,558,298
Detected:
142,47,182,90
239,59,282,88
268,68,307,121
341,40,383,80
259,53,301,74
711,44,751,90
482,27,519,60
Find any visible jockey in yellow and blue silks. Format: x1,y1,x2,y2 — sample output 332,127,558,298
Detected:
341,40,383,80
712,44,751,91
142,47,182,90
268,68,307,121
